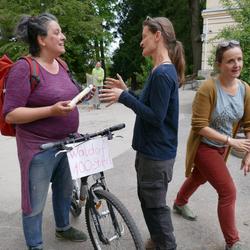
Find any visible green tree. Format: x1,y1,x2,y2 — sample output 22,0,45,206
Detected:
110,0,199,89
0,0,117,83
216,0,250,82
90,0,118,77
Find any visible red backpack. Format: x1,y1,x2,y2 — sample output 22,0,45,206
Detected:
0,54,41,136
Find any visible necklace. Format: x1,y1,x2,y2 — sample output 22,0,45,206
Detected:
153,60,172,71
160,60,172,64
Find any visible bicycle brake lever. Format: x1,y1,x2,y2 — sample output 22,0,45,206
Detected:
115,135,123,138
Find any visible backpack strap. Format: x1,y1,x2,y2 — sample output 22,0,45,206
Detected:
21,56,40,92
56,57,69,71
56,57,82,91
19,56,81,92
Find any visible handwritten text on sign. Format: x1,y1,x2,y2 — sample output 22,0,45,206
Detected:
67,138,113,180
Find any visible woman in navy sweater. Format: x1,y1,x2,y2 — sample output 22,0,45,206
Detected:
100,16,185,250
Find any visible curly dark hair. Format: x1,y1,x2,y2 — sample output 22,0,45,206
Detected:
15,13,58,56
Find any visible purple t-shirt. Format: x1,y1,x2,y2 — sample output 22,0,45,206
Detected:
3,59,80,214
4,59,79,138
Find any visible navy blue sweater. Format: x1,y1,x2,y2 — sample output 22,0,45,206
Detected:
119,64,179,160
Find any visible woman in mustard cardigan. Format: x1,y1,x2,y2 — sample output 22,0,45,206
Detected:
174,41,250,250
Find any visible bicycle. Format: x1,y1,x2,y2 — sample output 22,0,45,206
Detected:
40,124,144,250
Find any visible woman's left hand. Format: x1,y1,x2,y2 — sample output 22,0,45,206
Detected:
241,152,250,176
99,87,124,107
83,85,96,101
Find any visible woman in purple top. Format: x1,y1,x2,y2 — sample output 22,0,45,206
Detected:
3,13,87,250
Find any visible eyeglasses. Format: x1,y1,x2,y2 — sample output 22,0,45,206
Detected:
218,40,240,48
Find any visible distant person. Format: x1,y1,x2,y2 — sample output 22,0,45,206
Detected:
3,13,90,250
100,16,185,250
174,40,250,250
91,61,104,109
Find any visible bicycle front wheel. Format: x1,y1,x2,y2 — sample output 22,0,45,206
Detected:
85,189,143,250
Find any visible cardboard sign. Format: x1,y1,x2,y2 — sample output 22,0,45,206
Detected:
67,138,113,180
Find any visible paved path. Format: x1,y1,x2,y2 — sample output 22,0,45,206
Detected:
0,89,249,250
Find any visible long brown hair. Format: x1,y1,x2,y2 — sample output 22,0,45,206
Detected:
143,16,186,86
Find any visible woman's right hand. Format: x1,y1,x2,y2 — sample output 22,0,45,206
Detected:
51,101,74,116
228,137,250,152
104,74,128,90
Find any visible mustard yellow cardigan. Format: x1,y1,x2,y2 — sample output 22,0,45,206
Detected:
185,78,250,177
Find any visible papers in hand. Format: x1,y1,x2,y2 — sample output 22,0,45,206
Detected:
68,84,93,108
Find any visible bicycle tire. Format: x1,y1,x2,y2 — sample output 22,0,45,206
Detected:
85,189,144,250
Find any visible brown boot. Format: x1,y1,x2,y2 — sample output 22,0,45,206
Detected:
145,238,156,250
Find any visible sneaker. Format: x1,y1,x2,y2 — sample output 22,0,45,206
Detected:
28,247,42,250
145,238,156,250
225,241,245,250
56,227,88,242
173,203,197,221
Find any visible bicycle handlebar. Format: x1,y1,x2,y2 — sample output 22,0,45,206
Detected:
40,123,126,150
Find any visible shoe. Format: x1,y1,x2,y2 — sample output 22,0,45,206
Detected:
56,226,88,242
225,241,245,250
145,238,156,250
28,247,43,250
173,203,197,221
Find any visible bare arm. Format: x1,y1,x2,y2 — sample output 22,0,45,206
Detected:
5,101,73,124
198,126,250,152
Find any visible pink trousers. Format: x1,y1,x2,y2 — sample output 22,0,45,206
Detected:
175,143,239,246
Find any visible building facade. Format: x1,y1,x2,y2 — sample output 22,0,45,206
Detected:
201,0,236,70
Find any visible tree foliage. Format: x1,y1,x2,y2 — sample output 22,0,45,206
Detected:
216,0,250,83
0,0,117,83
90,0,118,77
110,0,204,89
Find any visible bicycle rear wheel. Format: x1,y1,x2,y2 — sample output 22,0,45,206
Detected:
85,189,143,250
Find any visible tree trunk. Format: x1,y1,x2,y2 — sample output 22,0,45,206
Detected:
100,38,106,78
188,0,203,75
94,40,100,62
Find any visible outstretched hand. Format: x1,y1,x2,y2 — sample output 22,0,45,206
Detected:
99,87,124,107
104,74,128,90
99,74,127,107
